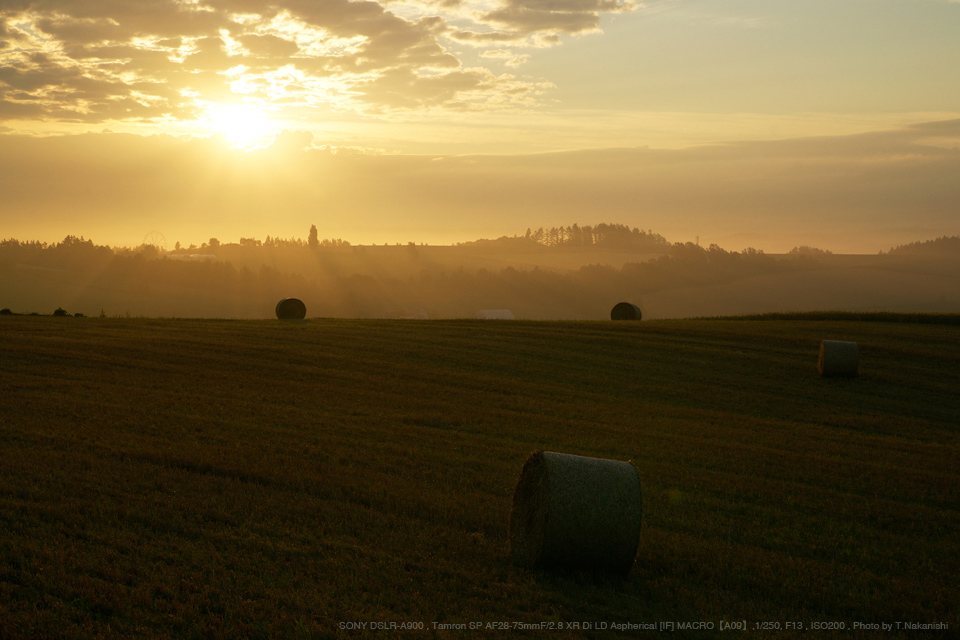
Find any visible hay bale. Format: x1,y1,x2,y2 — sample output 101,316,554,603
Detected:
275,297,306,320
610,302,642,321
818,340,858,377
510,451,642,575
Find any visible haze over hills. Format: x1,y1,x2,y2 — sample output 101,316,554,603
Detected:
2,225,959,320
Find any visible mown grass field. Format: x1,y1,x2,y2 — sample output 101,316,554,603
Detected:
1,316,958,638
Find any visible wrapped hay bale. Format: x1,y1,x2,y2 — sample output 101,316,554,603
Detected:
818,340,858,377
275,297,307,320
610,302,642,321
510,451,642,575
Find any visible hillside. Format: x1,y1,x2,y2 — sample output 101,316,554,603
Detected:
0,316,957,637
2,231,960,319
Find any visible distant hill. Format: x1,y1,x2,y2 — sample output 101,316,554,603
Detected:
2,227,960,319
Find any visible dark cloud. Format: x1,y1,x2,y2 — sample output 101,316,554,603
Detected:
481,0,636,35
182,36,232,72
0,36,195,121
356,66,490,109
1,15,26,49
30,0,229,39
448,29,529,44
907,118,960,136
238,34,300,57
450,0,633,48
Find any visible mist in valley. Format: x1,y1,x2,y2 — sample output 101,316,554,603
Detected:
2,225,959,321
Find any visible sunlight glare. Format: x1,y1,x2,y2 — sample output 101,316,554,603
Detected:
204,104,275,149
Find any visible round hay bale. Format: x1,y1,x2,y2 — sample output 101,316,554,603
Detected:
510,450,642,575
275,297,306,320
610,302,642,321
818,340,858,377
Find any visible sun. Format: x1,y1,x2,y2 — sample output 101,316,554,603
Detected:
203,104,275,149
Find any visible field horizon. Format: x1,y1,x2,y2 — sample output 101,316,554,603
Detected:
1,315,957,637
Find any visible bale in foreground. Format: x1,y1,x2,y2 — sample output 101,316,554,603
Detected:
610,302,642,321
276,298,307,320
510,451,642,575
818,340,859,377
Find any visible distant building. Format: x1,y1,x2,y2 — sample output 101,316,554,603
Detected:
398,309,430,320
166,254,217,262
474,309,515,320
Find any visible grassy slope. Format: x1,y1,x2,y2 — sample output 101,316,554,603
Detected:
0,317,957,638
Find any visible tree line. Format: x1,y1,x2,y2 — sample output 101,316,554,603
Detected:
884,236,960,256
458,223,670,250
0,229,832,319
524,223,670,249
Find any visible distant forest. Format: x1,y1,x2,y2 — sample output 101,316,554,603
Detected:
885,236,960,256
469,223,670,250
1,227,958,319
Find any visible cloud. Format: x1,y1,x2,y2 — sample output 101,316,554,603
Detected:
481,0,637,35
237,33,300,57
0,46,195,122
447,29,533,45
355,65,552,110
449,0,636,46
0,0,537,122
268,128,314,151
0,0,634,124
481,49,530,67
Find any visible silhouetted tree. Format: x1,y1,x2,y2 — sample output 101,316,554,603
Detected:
309,224,318,249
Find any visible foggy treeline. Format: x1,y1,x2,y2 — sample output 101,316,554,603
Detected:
884,236,960,256
2,229,959,320
486,223,669,249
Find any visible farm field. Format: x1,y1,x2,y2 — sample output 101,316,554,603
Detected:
0,316,958,638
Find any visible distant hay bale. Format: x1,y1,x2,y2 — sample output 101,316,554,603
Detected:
818,340,859,377
610,302,642,321
275,297,306,320
510,451,642,575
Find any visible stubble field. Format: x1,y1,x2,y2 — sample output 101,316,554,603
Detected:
0,316,957,638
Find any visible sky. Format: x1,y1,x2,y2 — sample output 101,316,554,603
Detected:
1,0,959,252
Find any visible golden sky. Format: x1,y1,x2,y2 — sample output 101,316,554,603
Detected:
1,0,959,251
